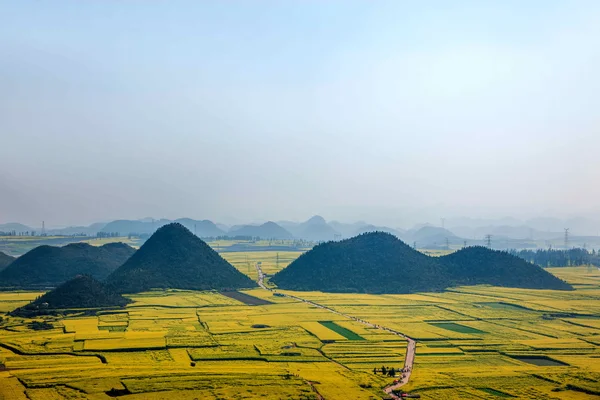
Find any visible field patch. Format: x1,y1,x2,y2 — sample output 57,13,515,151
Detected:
318,321,365,341
220,291,273,306
509,355,569,366
478,387,516,397
429,322,486,334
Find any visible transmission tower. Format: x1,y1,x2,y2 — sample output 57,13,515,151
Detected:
445,237,450,250
41,221,46,236
463,240,467,248
276,252,280,270
564,228,569,249
413,241,417,249
485,234,492,248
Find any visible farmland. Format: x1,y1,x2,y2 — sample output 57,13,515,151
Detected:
1,260,599,399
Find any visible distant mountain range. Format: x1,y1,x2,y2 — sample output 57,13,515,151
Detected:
2,215,598,248
229,221,294,239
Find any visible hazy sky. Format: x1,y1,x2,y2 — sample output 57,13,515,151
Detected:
1,1,599,228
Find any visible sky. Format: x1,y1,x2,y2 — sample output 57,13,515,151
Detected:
1,1,599,228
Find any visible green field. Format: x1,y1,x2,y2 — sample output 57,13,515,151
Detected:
1,259,599,399
318,321,366,341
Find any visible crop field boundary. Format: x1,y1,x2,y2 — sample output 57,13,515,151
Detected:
255,262,416,400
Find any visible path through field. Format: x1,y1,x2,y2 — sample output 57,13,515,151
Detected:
256,262,416,399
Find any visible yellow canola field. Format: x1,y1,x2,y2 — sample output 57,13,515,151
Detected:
0,267,599,399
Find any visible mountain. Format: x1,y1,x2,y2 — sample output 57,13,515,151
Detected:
0,252,15,271
106,223,257,293
11,275,130,317
173,218,226,237
0,242,135,288
271,232,572,294
99,219,171,235
276,220,300,231
328,221,368,238
406,226,461,247
271,232,447,293
228,221,294,239
99,218,226,237
352,224,403,238
47,222,107,236
449,225,557,241
0,223,33,233
439,246,572,290
286,215,340,242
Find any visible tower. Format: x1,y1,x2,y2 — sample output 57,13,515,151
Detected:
485,234,492,248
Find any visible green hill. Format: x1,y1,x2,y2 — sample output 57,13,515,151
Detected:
271,232,447,293
11,275,130,317
106,223,257,293
0,242,135,289
271,232,572,294
0,251,15,271
439,246,572,290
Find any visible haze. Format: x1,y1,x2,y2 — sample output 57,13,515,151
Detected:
1,1,599,228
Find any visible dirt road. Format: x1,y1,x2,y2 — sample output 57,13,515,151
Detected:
255,262,416,399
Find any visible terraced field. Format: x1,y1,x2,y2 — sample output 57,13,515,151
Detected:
0,263,599,399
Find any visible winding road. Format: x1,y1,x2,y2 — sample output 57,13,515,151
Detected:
256,263,416,399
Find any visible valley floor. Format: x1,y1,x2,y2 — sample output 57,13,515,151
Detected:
0,266,599,399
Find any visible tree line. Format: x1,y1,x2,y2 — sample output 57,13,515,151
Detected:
509,248,600,267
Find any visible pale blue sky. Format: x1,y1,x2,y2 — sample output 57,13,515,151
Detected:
1,1,599,227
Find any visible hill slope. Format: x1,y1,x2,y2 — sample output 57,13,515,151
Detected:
271,233,572,294
0,251,15,271
271,232,447,293
0,223,33,233
11,275,130,317
439,246,572,290
288,215,340,242
229,222,294,239
106,223,257,293
0,242,135,288
174,218,225,237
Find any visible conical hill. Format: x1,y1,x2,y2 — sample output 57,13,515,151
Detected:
0,242,135,288
106,223,256,293
271,232,572,293
439,246,572,290
11,275,130,317
271,232,447,293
